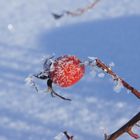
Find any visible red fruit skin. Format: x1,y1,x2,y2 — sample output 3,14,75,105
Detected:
50,55,85,87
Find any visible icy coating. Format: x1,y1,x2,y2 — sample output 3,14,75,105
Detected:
50,55,85,87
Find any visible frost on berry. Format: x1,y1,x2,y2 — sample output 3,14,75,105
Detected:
50,55,85,87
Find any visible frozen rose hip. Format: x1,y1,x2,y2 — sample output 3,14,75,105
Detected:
50,55,85,87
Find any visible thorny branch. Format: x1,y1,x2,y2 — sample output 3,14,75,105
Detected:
89,58,140,99
105,112,140,140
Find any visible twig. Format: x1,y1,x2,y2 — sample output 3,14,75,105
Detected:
105,112,140,140
64,131,74,140
94,59,140,99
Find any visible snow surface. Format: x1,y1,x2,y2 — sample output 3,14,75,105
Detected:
0,0,140,140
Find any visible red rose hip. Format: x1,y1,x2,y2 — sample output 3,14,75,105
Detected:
50,55,85,87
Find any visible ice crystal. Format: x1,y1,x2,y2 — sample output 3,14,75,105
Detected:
88,56,97,61
113,79,123,93
109,62,115,67
43,55,55,71
25,76,34,86
87,56,97,66
98,73,105,78
25,76,38,92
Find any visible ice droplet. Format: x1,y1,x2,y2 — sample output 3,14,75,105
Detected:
109,62,115,67
98,73,105,78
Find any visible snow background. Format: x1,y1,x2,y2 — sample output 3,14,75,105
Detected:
0,0,140,139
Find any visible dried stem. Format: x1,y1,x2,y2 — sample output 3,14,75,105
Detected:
95,59,140,99
64,131,74,140
66,0,100,16
47,79,71,101
51,89,71,101
106,112,140,140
